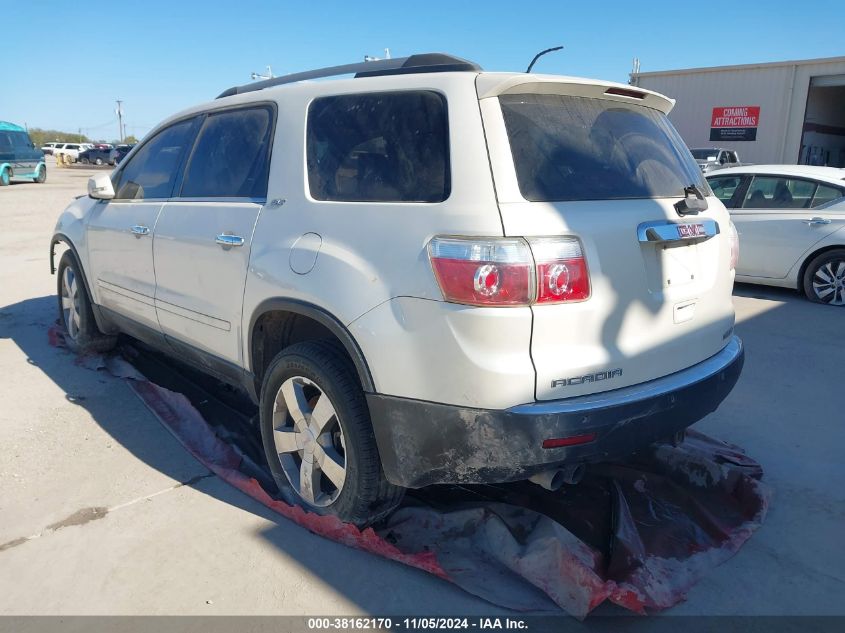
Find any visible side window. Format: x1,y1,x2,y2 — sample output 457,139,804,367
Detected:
708,176,742,206
812,184,844,208
306,91,450,203
11,132,32,149
113,119,195,200
180,106,273,199
743,176,817,209
0,133,11,151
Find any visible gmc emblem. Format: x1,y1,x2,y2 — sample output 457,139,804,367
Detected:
678,223,706,238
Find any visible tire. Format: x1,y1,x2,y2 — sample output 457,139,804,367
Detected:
81,158,89,165
259,340,404,526
56,251,117,353
0,167,9,186
35,164,47,183
94,157,103,166
802,249,845,306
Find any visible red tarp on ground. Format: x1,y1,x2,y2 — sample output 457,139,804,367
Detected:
50,326,770,618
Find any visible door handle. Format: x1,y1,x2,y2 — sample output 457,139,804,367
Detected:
803,217,831,226
216,234,245,248
130,225,150,237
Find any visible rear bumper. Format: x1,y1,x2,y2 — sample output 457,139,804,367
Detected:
367,336,744,488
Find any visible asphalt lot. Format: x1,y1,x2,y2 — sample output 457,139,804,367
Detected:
1,159,843,617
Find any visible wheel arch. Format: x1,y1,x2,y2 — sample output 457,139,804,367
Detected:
247,298,375,395
50,233,111,333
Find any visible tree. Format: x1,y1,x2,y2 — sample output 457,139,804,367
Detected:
124,135,139,144
27,128,90,147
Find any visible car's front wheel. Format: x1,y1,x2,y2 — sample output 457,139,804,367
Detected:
0,167,9,186
56,251,117,353
94,157,103,165
35,165,46,183
803,249,845,306
259,340,404,526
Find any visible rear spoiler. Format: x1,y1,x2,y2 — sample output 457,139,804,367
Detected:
475,74,675,114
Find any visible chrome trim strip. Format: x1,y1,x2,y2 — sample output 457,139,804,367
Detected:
509,336,742,415
168,197,267,204
637,219,720,243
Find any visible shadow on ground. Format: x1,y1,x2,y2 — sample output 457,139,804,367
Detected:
0,294,492,614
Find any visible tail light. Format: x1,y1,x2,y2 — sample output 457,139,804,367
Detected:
428,236,589,307
428,238,533,306
728,221,739,270
530,237,590,303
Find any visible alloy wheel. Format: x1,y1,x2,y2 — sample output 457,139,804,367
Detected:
811,259,845,306
61,267,82,340
271,376,347,507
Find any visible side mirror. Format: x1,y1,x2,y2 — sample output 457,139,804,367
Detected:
88,173,115,200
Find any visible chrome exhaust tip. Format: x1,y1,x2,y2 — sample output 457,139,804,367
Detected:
529,464,586,491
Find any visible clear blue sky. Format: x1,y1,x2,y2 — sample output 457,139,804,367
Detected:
4,0,843,141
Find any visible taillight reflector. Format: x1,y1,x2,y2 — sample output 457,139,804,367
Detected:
728,221,739,271
542,433,597,449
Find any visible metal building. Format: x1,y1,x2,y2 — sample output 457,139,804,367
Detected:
631,56,845,167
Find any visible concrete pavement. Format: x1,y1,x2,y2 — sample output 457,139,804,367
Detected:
1,161,843,616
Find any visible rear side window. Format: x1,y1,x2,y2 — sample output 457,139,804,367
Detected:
180,106,273,199
813,184,844,207
306,91,450,203
743,176,816,209
113,119,195,200
500,94,708,202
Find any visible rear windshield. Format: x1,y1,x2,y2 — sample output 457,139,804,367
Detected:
690,149,719,160
500,94,709,202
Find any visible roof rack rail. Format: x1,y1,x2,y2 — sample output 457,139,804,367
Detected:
216,53,481,99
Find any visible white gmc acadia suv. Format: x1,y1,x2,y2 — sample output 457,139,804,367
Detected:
50,54,744,526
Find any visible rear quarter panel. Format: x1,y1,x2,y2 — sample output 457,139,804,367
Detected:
240,75,507,390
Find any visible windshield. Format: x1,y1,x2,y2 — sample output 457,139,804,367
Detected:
690,149,719,160
500,94,709,202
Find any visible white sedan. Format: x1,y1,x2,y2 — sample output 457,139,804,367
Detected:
706,165,845,306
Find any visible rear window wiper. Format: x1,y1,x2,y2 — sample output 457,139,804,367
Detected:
675,184,709,216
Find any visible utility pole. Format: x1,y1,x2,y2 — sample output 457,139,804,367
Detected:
116,100,124,143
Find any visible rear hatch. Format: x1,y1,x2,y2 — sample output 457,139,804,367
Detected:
477,76,736,400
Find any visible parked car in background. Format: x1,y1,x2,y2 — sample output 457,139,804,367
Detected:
55,142,94,163
691,148,741,173
51,53,744,526
79,147,112,165
0,121,46,185
41,142,59,155
93,143,113,150
109,144,134,165
707,165,845,305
